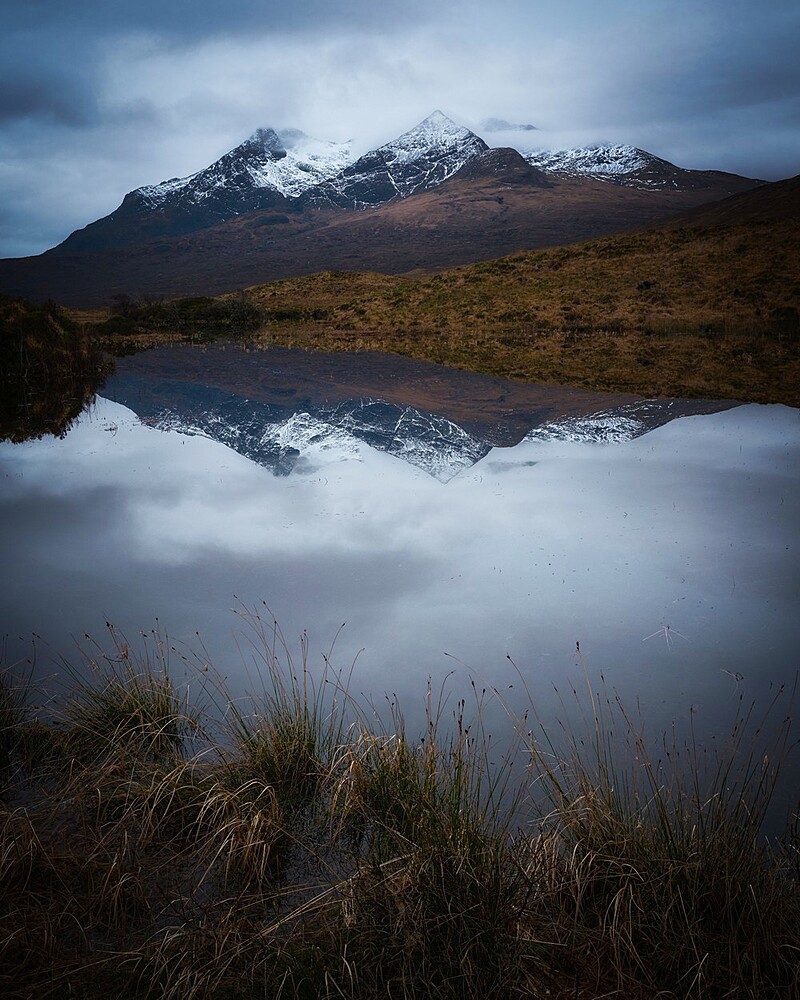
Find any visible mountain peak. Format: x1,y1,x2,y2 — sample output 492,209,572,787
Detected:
244,127,285,153
393,111,477,146
308,112,489,208
420,109,454,127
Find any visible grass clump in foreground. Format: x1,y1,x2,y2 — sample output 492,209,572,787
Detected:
1,617,798,1000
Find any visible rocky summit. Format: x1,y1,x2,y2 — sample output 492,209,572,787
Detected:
306,110,488,208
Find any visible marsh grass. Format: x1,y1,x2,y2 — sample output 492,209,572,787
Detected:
324,688,527,999
46,626,197,769
221,609,350,803
1,624,798,999
0,663,28,783
518,670,800,997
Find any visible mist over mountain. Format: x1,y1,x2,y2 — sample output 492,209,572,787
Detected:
480,118,539,132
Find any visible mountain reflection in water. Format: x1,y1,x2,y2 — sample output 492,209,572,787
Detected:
2,392,798,791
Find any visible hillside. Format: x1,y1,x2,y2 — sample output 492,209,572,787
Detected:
86,175,800,408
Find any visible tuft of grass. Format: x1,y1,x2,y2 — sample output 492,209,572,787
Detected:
322,687,528,999
55,626,196,767
222,607,351,805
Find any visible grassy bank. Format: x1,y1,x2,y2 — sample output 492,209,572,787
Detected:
90,218,800,406
2,617,798,999
0,294,113,442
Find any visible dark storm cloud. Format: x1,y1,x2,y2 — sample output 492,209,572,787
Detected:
0,72,95,127
0,0,434,130
640,6,800,119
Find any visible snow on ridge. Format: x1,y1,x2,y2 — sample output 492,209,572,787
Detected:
391,110,476,147
368,111,487,198
102,111,721,221
126,116,679,215
145,395,489,483
263,412,362,457
523,144,651,177
136,172,199,205
380,111,485,165
135,129,353,205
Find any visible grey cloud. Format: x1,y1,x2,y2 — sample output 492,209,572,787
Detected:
2,0,434,42
0,74,95,127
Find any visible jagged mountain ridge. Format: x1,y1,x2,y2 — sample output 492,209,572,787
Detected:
52,111,759,256
55,112,487,253
522,144,754,191
138,128,353,204
0,111,768,306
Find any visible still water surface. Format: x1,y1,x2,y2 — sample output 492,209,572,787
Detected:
1,393,799,802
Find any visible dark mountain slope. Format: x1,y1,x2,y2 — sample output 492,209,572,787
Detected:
664,172,800,226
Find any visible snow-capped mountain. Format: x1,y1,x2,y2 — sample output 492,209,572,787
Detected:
51,110,761,259
137,128,352,206
306,111,488,208
59,128,353,252
522,144,749,191
55,112,488,252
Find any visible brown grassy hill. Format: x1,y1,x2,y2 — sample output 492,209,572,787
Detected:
232,175,799,405
0,153,761,309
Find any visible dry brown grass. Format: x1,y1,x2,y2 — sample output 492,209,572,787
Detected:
2,625,799,1000
76,214,800,405
237,220,800,405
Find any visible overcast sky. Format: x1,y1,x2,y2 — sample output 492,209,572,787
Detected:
1,0,798,258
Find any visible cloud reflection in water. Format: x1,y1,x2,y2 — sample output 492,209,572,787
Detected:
1,397,798,754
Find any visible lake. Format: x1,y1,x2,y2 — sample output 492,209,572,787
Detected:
1,346,799,820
